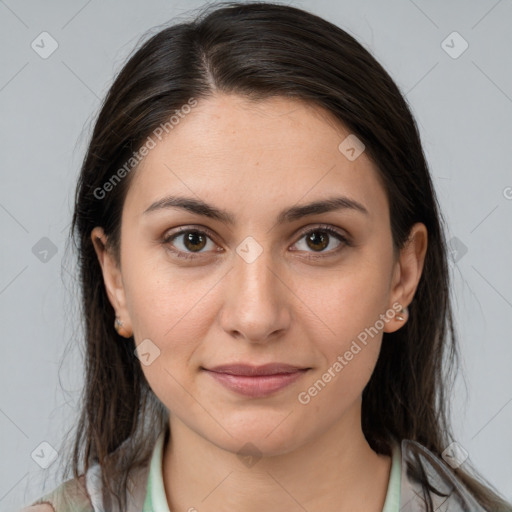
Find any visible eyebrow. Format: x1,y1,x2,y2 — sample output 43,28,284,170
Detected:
142,195,369,224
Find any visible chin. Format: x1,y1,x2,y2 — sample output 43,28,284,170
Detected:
203,415,306,458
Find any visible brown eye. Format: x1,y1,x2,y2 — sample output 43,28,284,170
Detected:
291,225,350,258
305,231,329,252
163,228,218,260
182,231,207,252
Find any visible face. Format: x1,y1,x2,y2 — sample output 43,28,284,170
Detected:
92,93,427,456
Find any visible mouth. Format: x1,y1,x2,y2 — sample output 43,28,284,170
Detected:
201,363,311,397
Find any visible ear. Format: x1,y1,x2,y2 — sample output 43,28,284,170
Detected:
90,226,133,337
384,222,428,333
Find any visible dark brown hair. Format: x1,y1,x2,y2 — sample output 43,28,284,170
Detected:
60,2,511,510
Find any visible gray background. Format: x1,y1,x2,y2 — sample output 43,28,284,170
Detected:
1,0,511,510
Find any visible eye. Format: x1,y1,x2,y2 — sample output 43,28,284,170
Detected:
291,225,350,259
163,227,219,260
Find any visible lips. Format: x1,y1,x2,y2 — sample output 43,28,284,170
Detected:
202,363,311,398
205,363,309,376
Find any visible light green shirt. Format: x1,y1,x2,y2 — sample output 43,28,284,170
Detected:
382,441,401,511
142,429,171,512
143,429,401,511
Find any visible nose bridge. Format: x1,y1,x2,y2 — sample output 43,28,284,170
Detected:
220,237,290,341
232,232,274,289
236,246,274,299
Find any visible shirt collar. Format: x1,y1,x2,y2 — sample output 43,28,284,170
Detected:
143,427,171,512
382,440,402,512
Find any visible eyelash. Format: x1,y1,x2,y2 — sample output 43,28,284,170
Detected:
162,224,351,261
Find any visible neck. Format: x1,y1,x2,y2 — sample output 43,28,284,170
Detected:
161,401,392,512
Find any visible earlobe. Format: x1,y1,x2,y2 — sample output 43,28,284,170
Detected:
90,227,133,338
384,222,428,332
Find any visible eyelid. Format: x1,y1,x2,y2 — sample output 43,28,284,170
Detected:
295,224,349,243
164,224,218,242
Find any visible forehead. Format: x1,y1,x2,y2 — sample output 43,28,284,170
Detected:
123,93,387,221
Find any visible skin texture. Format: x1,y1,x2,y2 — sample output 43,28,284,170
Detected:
92,93,427,512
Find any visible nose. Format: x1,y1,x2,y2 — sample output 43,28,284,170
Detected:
218,245,292,344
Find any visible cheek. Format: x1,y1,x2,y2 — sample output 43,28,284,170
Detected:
299,258,393,348
128,288,210,419
297,281,386,420
122,240,215,338
126,275,215,367
294,246,393,402
121,252,220,399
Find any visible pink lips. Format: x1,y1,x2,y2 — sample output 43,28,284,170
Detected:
203,363,310,397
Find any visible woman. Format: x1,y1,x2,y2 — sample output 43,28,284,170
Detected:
23,2,512,511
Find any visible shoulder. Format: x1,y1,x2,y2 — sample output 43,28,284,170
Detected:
21,474,93,512
400,439,495,511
